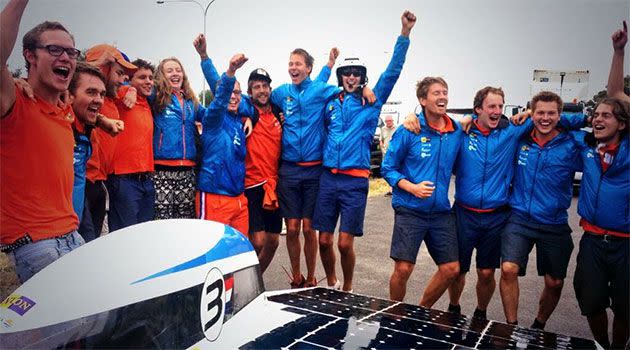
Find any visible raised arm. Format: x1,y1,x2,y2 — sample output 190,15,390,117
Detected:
202,54,248,129
194,33,220,95
608,21,629,102
372,10,416,104
1,0,28,118
315,47,339,83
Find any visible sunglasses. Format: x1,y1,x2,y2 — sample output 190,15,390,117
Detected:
340,67,364,77
34,45,81,59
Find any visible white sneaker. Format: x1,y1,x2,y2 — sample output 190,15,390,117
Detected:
328,280,341,290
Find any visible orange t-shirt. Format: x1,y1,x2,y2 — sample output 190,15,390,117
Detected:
245,106,282,188
87,97,119,181
113,87,154,174
1,86,78,243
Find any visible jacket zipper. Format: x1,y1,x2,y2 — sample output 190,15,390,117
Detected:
182,102,187,161
431,131,443,213
480,134,488,209
527,146,542,218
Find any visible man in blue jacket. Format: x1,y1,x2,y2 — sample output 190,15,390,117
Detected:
382,77,463,306
500,91,581,329
196,54,250,235
270,47,340,288
573,98,629,349
315,10,416,292
572,22,629,348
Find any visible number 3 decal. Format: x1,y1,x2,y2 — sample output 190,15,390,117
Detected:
201,268,225,341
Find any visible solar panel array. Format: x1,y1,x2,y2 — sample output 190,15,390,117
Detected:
241,287,597,349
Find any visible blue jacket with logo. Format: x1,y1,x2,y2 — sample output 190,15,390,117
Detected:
382,112,463,213
72,125,93,220
577,136,630,232
271,67,339,162
455,113,586,210
510,130,582,225
197,73,247,196
323,35,410,170
152,58,252,163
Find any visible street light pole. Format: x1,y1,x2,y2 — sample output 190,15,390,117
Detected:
156,0,217,105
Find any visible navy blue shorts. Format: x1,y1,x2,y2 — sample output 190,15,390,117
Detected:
573,232,629,319
454,204,510,273
278,161,322,220
390,207,458,265
245,184,282,234
501,214,573,279
313,170,369,236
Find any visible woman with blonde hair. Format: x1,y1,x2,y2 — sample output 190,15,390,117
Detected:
151,56,210,219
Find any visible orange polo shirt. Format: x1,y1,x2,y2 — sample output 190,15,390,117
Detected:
113,86,154,174
1,85,78,243
87,97,119,181
245,106,282,188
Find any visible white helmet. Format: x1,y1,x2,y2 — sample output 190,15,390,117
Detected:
336,57,368,87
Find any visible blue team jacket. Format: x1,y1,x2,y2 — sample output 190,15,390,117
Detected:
271,67,339,162
72,126,92,220
577,136,630,232
323,35,410,170
197,73,247,196
510,130,582,225
382,112,463,213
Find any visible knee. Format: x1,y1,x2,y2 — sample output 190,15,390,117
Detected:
440,262,460,280
501,262,519,280
337,239,354,255
393,262,414,280
319,234,334,249
477,269,495,283
545,276,564,290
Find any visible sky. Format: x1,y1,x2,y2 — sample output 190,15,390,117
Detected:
3,0,629,119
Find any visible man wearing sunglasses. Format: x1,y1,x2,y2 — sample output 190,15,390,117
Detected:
314,10,416,292
0,0,83,282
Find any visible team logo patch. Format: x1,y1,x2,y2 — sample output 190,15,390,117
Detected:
521,145,529,152
0,294,36,316
421,137,430,143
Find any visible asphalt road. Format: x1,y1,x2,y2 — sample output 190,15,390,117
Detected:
262,186,597,341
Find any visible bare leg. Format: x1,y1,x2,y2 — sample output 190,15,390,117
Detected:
535,275,564,324
302,218,318,285
319,231,337,286
258,232,279,274
448,273,466,306
390,260,415,301
285,218,302,282
420,261,460,308
500,262,520,323
338,232,355,291
476,268,496,311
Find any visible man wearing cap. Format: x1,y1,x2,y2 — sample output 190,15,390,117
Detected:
244,68,283,274
314,10,415,292
0,0,83,282
83,44,133,239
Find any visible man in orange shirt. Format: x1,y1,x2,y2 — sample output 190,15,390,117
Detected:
244,69,283,274
108,59,156,231
83,45,134,239
0,0,82,282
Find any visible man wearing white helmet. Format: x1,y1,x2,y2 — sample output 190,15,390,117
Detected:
313,10,416,292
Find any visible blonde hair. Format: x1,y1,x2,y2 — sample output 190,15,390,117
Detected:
153,57,198,114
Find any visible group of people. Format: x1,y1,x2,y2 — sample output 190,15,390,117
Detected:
381,22,629,348
0,0,627,347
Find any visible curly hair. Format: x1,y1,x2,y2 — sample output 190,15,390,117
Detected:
153,57,198,114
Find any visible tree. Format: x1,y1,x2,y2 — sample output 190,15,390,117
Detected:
590,75,630,105
198,89,214,107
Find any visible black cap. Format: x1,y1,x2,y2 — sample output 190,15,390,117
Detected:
248,68,272,84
